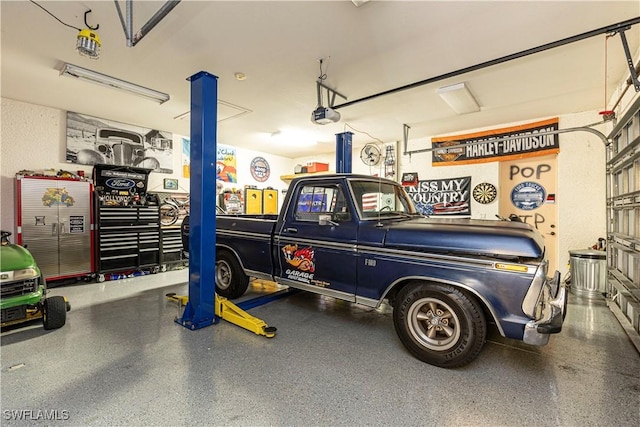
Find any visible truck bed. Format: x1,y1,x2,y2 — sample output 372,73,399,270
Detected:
216,214,277,280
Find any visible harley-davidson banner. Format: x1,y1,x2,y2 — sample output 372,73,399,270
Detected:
405,177,471,216
432,118,559,166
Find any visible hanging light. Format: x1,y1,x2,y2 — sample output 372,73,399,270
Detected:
30,2,102,59
76,28,101,59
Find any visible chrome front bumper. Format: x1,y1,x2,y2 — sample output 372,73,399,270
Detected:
523,271,567,346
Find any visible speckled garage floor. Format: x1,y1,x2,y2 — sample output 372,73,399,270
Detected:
1,269,639,426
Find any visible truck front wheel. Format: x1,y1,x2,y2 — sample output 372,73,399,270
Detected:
216,252,249,299
393,282,486,368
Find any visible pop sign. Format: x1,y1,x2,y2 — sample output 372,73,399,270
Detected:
250,157,270,182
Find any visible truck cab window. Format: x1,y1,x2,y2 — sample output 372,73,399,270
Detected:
295,185,350,222
349,179,417,219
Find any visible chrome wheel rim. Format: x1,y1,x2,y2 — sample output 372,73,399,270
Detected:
216,260,232,290
407,297,461,351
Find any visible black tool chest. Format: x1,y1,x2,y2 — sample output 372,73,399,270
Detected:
93,165,160,276
96,205,160,273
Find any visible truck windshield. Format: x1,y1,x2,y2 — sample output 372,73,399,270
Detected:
348,179,418,219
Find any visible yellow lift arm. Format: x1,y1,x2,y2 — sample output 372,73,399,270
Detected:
166,292,277,338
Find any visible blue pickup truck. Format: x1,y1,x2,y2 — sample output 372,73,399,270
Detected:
215,174,566,368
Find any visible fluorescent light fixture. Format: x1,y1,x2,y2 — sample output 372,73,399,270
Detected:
437,82,480,115
59,63,170,104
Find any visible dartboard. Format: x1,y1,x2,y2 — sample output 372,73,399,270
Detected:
473,182,497,204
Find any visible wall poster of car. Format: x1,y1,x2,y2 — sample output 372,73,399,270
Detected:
66,111,173,174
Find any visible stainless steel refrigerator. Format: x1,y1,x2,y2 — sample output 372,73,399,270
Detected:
16,175,93,281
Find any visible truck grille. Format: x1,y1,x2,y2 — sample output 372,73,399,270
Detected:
0,277,39,298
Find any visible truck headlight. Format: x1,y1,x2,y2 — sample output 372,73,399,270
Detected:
13,268,39,281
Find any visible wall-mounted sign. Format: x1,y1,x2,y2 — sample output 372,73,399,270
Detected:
217,145,237,183
432,118,560,166
163,178,178,190
401,172,419,186
510,181,546,210
250,156,270,182
182,137,190,178
404,176,471,216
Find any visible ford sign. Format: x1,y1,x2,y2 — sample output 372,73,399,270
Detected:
105,178,136,190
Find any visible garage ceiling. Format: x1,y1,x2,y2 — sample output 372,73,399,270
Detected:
1,1,639,158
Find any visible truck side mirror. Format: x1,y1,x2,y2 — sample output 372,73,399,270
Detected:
319,214,338,227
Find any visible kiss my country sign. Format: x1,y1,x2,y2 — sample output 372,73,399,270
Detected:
405,176,471,216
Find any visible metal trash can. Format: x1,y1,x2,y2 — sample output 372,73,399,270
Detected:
569,249,607,298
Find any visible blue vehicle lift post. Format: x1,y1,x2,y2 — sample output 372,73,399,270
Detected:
174,71,279,336
335,132,353,173
177,71,218,330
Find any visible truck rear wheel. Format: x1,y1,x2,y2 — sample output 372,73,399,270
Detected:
216,251,249,299
393,282,486,368
43,296,67,330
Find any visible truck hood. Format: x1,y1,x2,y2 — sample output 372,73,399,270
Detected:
0,243,38,271
383,217,544,259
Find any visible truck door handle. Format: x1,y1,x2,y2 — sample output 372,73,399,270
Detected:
284,227,298,233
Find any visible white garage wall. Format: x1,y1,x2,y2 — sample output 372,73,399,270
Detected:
557,111,609,270
0,97,295,234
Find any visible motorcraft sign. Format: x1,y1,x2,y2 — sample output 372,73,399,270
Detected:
405,176,471,216
432,118,559,166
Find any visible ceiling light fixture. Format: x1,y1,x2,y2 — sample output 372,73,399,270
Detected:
76,28,101,59
60,63,170,104
30,1,102,59
437,82,480,115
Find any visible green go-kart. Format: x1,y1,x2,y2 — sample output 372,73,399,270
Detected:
1,230,69,330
